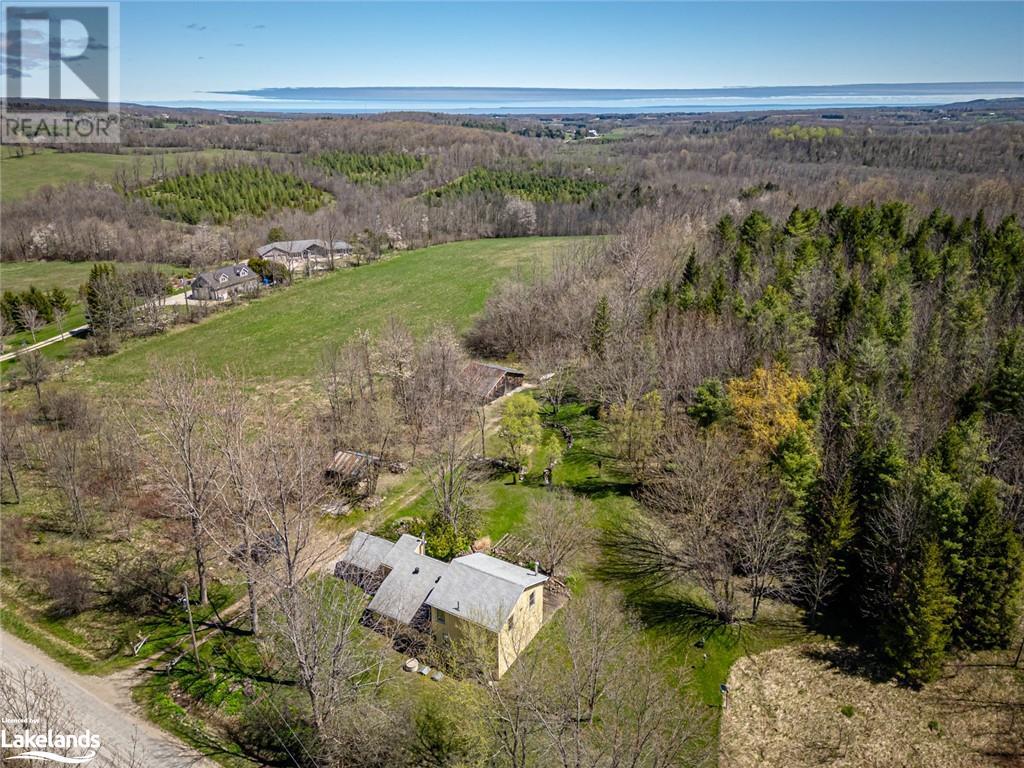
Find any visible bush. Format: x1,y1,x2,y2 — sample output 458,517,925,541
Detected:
46,560,93,617
96,548,182,615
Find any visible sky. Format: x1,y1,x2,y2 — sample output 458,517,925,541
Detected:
8,1,1024,102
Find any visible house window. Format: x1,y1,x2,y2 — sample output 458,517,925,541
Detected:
435,609,445,624
529,591,536,607
507,615,514,631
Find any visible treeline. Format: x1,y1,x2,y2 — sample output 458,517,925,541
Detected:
1,286,73,333
469,202,1024,685
3,114,1021,268
769,124,844,141
134,165,331,224
310,150,428,183
425,166,606,203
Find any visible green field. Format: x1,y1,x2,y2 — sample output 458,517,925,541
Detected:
1,261,188,350
81,237,587,385
0,259,186,295
0,147,284,201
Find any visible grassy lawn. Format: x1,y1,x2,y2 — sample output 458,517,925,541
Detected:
79,237,586,387
1,260,190,354
0,259,184,296
370,394,809,764
0,578,243,676
0,147,285,201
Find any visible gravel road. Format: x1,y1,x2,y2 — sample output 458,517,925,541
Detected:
0,629,212,767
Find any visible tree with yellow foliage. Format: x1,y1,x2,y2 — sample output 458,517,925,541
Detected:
726,364,812,453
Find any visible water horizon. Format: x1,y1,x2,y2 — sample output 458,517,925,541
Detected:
135,82,1023,115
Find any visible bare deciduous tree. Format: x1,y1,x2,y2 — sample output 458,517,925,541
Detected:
265,576,390,762
131,360,223,604
462,588,711,768
522,491,593,580
0,408,25,504
20,349,50,408
16,304,44,343
39,404,97,537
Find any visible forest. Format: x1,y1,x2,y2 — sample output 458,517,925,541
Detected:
134,165,331,224
468,202,1024,684
2,109,1021,269
310,150,429,183
424,166,607,203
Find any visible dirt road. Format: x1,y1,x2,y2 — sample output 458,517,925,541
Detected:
0,629,212,767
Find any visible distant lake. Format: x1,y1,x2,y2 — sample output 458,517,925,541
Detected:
139,82,1024,115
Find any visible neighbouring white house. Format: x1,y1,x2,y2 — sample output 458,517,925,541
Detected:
190,263,259,301
336,532,548,678
255,239,353,272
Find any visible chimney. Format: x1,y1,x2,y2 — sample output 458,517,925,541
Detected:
455,600,460,611
533,561,539,575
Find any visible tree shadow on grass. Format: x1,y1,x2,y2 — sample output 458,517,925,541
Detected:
567,476,638,499
801,642,893,684
627,591,736,644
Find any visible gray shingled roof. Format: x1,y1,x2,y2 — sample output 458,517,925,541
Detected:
339,531,393,573
426,553,547,632
382,534,425,568
256,239,325,257
368,549,448,624
193,263,256,291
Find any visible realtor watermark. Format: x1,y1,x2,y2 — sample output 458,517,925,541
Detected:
1,727,100,764
1,2,120,144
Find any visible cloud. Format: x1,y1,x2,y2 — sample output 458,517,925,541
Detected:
185,23,207,31
2,36,47,72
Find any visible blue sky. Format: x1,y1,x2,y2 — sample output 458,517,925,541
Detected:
115,2,1024,101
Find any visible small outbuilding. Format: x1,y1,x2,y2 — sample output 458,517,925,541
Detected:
462,362,526,404
325,449,380,495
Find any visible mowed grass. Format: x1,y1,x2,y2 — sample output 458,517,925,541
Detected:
1,259,119,295
0,261,188,351
0,147,285,201
82,237,587,386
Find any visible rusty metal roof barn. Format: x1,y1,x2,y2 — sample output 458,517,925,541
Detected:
326,449,379,480
462,361,525,402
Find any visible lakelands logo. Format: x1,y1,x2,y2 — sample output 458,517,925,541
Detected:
1,2,120,143
1,729,100,764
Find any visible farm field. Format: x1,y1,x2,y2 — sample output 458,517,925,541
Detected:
0,147,286,201
79,236,589,386
0,260,189,350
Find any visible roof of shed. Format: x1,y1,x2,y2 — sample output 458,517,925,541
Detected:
461,361,525,400
326,449,378,479
339,531,393,573
194,263,255,289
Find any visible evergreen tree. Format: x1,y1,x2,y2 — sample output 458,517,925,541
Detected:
589,295,611,361
883,539,957,686
957,478,1024,648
